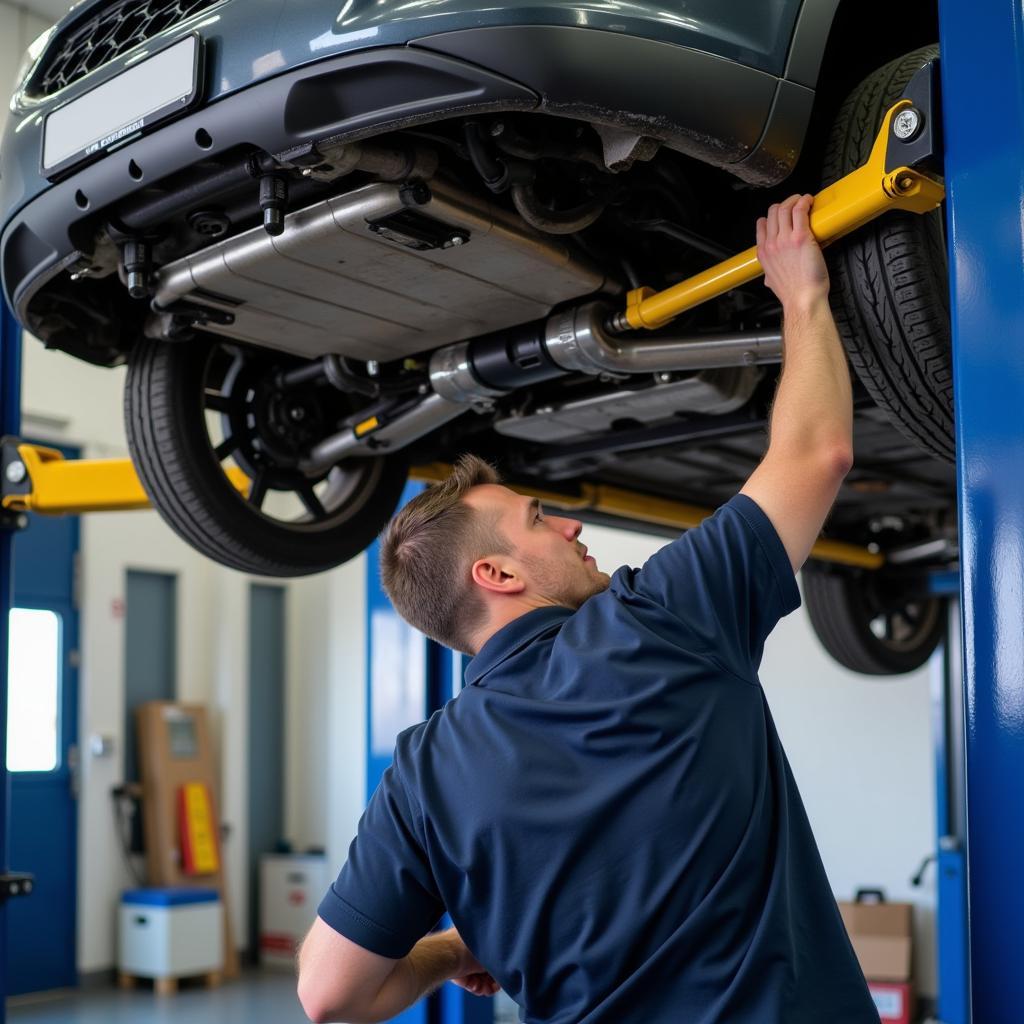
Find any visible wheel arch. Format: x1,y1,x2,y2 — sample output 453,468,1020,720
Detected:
796,0,939,120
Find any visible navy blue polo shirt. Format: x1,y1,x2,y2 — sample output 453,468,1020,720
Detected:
318,493,876,1023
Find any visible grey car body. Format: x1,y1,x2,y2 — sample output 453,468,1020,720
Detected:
2,0,838,328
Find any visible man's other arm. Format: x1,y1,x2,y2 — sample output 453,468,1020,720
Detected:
297,918,499,1023
740,194,854,572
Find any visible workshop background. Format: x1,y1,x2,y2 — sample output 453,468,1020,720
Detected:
1,0,937,1016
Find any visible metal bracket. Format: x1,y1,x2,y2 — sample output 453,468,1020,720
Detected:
0,872,34,904
885,59,942,177
615,59,946,332
0,439,249,516
0,438,31,531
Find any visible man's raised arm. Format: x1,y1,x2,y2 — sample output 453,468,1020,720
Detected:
740,193,854,572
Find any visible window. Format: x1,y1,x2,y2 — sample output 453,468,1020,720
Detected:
7,608,61,772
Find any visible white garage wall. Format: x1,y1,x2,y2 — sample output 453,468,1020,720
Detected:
287,561,368,871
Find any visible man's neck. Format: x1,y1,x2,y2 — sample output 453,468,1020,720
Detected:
470,594,560,655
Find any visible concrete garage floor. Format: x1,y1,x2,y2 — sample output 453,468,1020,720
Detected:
8,973,522,1023
8,970,309,1023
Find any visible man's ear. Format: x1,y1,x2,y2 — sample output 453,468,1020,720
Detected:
471,555,525,595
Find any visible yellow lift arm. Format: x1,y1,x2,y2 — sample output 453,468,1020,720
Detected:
613,94,944,332
1,445,881,569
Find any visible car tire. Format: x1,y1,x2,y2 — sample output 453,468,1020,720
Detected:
124,337,409,576
802,564,945,676
822,44,955,462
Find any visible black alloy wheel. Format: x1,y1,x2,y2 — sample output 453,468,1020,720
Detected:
802,563,945,676
125,336,409,576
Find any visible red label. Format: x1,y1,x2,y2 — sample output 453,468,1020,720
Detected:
261,933,295,953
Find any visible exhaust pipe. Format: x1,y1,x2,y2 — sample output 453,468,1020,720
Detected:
430,302,781,403
543,302,782,375
301,302,780,470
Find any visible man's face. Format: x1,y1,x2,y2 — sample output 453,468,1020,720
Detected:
465,484,611,609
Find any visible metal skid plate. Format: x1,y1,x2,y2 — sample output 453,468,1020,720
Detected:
153,180,610,362
494,366,760,443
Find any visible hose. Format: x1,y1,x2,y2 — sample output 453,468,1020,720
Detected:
463,122,510,193
511,183,606,234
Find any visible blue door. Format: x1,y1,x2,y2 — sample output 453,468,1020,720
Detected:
366,485,429,1024
6,444,80,994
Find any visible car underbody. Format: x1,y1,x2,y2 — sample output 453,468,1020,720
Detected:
1,3,954,673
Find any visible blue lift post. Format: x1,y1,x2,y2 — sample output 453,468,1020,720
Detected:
0,299,22,1024
929,593,969,1024
938,1,1024,1019
365,488,493,1024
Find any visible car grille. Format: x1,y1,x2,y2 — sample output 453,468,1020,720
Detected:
29,0,220,98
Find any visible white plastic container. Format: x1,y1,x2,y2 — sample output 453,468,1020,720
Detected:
119,888,223,978
260,854,328,966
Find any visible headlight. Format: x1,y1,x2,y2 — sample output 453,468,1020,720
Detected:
11,26,54,98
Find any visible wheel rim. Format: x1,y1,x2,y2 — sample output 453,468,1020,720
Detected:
860,577,943,655
200,343,386,533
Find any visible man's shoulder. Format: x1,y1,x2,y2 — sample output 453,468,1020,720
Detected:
390,699,469,780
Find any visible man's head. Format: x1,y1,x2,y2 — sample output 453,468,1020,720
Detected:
380,455,610,654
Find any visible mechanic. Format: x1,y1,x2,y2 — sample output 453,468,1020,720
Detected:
296,194,878,1023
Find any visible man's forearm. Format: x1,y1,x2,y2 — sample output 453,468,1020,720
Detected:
768,295,853,456
336,931,464,1023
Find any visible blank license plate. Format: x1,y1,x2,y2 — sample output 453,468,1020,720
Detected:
42,34,200,177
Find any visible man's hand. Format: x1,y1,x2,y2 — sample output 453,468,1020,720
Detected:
445,928,501,997
297,920,500,1022
756,194,829,313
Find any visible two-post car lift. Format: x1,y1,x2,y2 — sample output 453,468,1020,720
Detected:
1,32,1009,1018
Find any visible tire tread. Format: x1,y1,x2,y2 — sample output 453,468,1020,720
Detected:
822,44,955,462
125,338,407,576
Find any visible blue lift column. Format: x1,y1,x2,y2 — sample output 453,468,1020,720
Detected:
929,594,969,1024
0,299,23,1023
365,482,493,1024
938,3,1024,1019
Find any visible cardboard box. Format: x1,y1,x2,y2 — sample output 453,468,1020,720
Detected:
838,898,915,1024
838,899,913,981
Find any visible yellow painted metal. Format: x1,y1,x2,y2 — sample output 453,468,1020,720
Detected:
2,449,880,568
622,99,946,331
2,445,249,515
410,463,883,569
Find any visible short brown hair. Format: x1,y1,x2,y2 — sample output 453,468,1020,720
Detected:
380,455,509,654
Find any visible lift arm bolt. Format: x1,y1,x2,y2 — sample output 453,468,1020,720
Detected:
892,107,922,140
